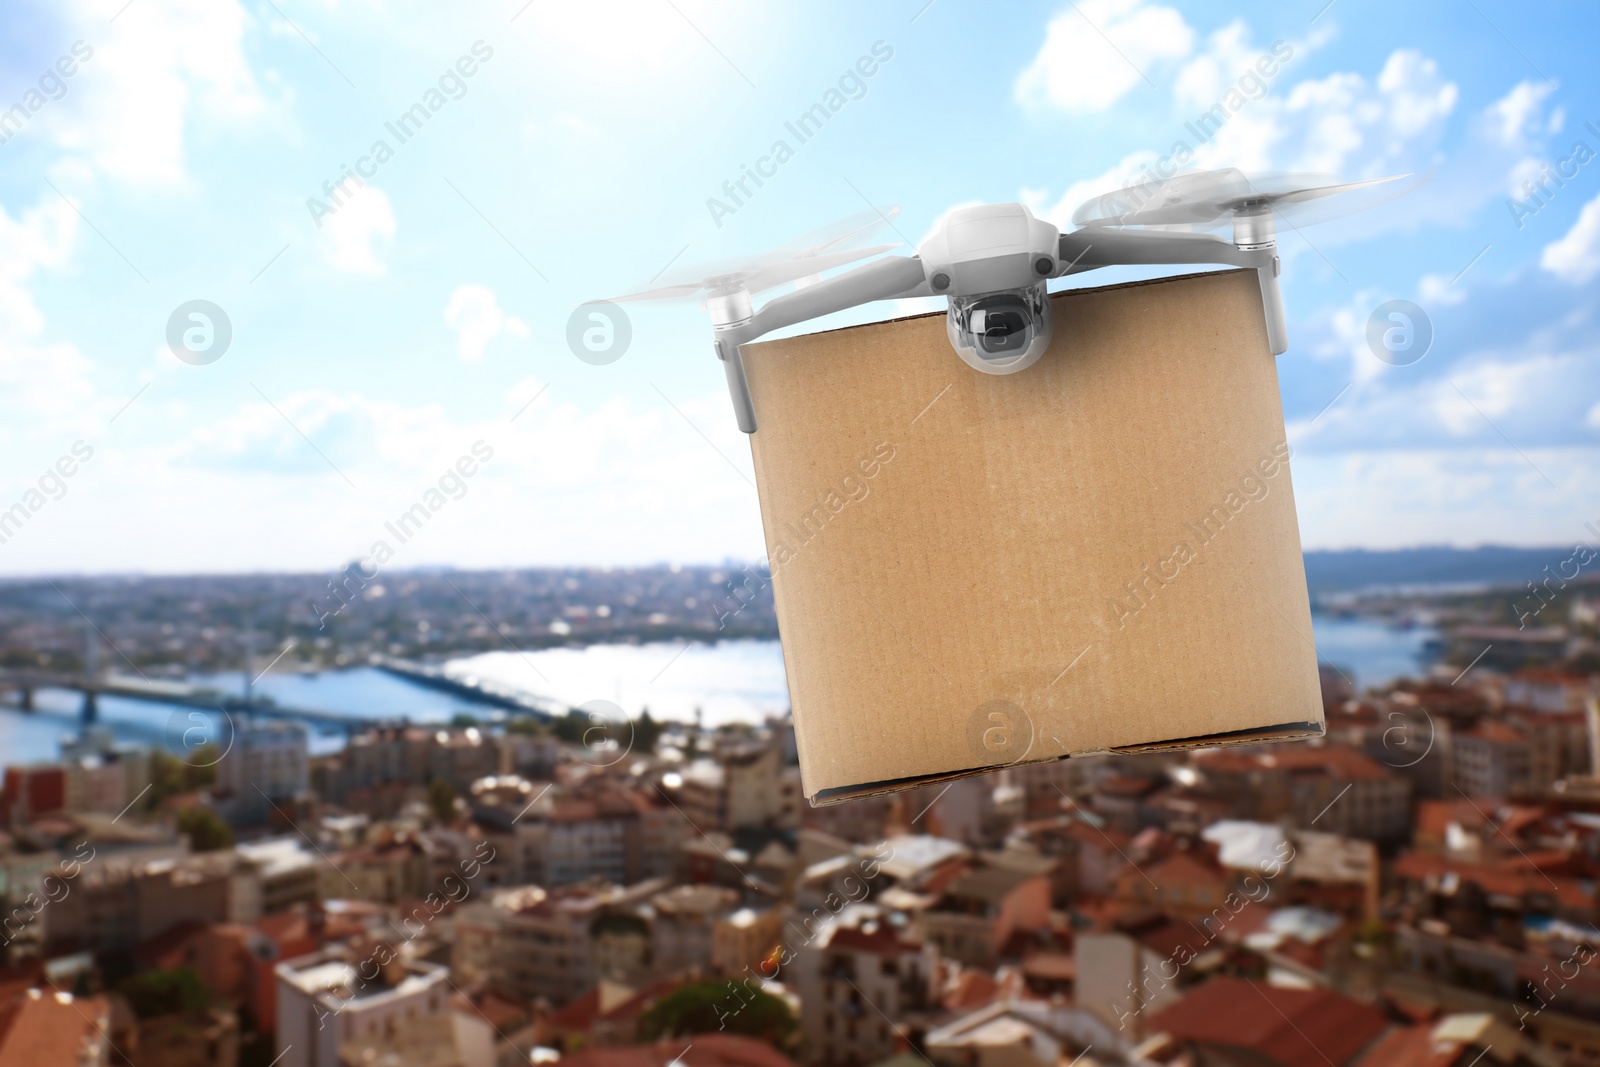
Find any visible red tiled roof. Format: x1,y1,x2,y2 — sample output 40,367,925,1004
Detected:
1414,799,1490,839
829,923,919,956
547,978,687,1033
1465,720,1528,745
1393,851,1593,910
1352,1023,1458,1067
559,1034,797,1067
944,969,1000,1011
0,989,110,1067
1146,976,1387,1067
1145,849,1229,890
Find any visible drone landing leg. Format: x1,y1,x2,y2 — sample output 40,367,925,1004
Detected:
1257,257,1287,355
716,338,758,433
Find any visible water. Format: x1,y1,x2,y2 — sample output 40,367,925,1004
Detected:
0,619,1430,765
1310,615,1437,691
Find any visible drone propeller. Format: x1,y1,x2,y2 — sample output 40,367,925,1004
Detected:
606,208,903,305
1070,168,1414,232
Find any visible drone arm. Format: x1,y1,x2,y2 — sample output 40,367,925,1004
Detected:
1058,229,1287,354
714,255,928,434
1056,228,1256,271
746,255,928,337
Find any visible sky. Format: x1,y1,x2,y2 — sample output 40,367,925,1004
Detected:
0,0,1596,575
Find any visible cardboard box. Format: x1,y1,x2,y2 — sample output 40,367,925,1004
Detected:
742,268,1324,804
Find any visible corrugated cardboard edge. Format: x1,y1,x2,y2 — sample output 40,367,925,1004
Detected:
813,720,1323,805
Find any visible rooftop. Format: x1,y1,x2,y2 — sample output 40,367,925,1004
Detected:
1146,976,1388,1067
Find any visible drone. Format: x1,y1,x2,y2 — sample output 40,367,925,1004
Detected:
601,168,1409,433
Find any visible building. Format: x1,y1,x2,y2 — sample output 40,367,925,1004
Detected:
61,728,150,815
650,883,738,978
217,721,310,824
791,905,939,1067
925,1000,1115,1067
1454,720,1541,798
670,738,799,833
137,1005,240,1067
918,858,1051,967
319,841,430,904
1504,669,1596,714
471,882,658,1005
714,906,783,977
237,838,323,914
2,765,65,823
1076,912,1216,1038
1194,745,1412,842
274,947,450,1067
469,778,684,888
42,854,234,952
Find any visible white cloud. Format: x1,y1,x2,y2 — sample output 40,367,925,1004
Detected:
319,188,396,274
0,195,99,427
1541,192,1600,284
1015,0,1194,113
1021,151,1161,229
1376,51,1458,139
1432,357,1551,435
1486,80,1556,148
1292,447,1587,548
1204,48,1458,177
2,380,766,573
445,284,528,362
54,0,268,186
1417,273,1467,307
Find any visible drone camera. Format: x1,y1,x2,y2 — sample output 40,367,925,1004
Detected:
946,281,1052,375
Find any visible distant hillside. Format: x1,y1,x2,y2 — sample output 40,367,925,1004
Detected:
1302,545,1574,593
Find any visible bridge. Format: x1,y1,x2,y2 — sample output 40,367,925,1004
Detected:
0,669,369,733
370,656,559,721
0,658,560,734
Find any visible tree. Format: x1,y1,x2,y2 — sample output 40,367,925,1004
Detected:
177,807,233,852
639,980,796,1049
428,778,457,824
147,746,220,808
450,712,480,728
117,967,211,1019
634,708,663,755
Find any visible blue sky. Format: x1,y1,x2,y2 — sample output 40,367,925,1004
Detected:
0,0,1596,574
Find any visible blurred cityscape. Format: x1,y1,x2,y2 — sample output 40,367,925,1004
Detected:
0,551,1597,1067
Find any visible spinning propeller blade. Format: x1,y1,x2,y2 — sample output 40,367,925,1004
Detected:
605,208,903,304
1071,169,1416,231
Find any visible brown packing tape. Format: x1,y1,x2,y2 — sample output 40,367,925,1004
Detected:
743,268,1324,805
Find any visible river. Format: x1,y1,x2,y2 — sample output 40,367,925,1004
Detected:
0,616,1434,764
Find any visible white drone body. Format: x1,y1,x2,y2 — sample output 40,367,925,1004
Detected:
602,169,1407,432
